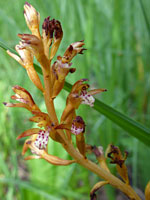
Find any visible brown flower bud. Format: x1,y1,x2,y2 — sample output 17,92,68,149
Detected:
24,2,41,38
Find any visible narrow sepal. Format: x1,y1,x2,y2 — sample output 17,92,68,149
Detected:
76,133,86,157
7,50,24,67
17,128,40,139
88,88,107,96
29,142,75,166
42,151,75,166
29,112,51,128
24,155,41,160
26,66,44,92
22,139,31,155
92,146,110,173
90,181,109,200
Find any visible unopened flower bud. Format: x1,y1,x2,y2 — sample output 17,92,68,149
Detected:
24,2,40,38
71,116,85,135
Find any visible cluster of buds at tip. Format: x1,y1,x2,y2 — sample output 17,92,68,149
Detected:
42,16,63,59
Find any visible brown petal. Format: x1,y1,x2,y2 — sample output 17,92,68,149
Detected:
29,112,50,122
24,155,41,160
22,139,32,155
18,34,47,66
116,164,129,185
26,66,44,92
76,133,86,158
42,151,75,166
87,88,107,96
70,79,89,93
55,124,70,130
17,128,40,140
7,50,24,67
3,102,31,111
29,143,75,165
12,85,35,106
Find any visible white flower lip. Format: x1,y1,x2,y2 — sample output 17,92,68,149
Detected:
80,91,95,107
34,130,49,150
71,124,83,135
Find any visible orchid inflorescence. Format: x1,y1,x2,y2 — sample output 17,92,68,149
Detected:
4,2,150,200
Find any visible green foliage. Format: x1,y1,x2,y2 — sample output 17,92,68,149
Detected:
0,0,150,199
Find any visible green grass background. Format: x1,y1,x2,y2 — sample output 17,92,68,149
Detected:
0,0,150,199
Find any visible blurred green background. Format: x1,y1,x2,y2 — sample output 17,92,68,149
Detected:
0,0,150,199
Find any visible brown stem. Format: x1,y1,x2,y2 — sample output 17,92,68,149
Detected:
42,66,58,124
63,142,141,200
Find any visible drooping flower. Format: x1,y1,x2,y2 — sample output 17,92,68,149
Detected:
61,79,107,122
20,129,75,166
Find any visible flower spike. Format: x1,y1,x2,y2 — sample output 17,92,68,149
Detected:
3,3,142,200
